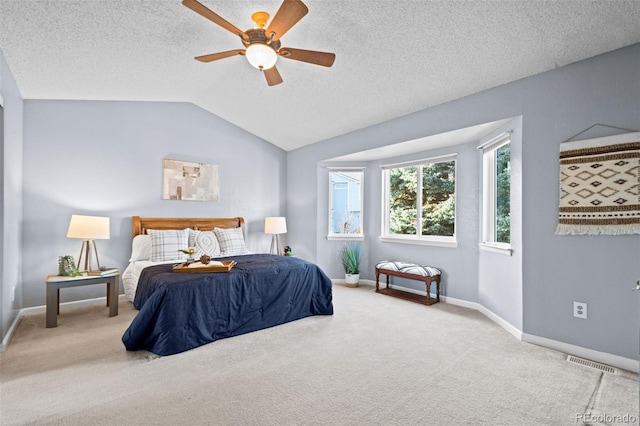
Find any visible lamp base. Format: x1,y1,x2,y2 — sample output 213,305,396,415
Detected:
77,240,102,272
269,234,281,255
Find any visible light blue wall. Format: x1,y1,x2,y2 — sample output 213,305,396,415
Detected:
21,100,286,307
519,46,639,360
478,118,523,331
0,49,24,345
287,44,640,360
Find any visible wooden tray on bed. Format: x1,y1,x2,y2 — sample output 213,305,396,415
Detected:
172,260,236,273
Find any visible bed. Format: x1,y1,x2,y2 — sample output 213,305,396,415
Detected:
121,216,334,356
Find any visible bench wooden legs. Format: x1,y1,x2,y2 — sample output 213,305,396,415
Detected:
375,268,441,306
374,269,390,291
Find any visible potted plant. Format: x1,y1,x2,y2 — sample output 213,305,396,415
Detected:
341,242,361,287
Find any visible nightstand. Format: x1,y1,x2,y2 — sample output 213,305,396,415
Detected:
45,271,119,328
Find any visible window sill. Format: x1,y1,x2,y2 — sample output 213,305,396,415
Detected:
327,235,365,241
379,236,457,248
479,243,513,256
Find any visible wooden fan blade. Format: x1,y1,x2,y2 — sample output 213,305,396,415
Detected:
182,0,245,38
279,48,335,67
195,49,245,63
266,0,309,41
264,66,283,86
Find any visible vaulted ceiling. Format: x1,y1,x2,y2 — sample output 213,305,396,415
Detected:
1,0,639,151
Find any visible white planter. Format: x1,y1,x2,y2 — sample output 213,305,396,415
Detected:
344,273,360,288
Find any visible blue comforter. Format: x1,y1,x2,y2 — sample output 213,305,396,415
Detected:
122,254,333,356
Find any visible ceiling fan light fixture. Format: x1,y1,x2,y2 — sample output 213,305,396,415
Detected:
183,0,334,85
245,43,278,70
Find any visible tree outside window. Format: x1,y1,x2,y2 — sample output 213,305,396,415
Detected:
422,161,455,236
386,159,456,239
389,166,417,234
481,135,511,249
495,144,510,243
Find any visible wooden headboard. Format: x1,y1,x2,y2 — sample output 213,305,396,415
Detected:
132,216,245,237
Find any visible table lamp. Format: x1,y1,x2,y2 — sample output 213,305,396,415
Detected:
66,214,110,272
264,217,287,255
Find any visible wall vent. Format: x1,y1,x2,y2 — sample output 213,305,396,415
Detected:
566,355,617,374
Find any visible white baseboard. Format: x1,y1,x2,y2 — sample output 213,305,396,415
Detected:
441,295,523,340
0,295,128,353
1,310,23,353
363,281,637,373
523,333,639,373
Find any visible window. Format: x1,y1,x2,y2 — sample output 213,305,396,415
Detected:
382,155,456,246
480,133,511,252
328,169,363,239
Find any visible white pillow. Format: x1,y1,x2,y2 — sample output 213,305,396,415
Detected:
129,234,152,262
213,227,248,256
190,230,221,257
147,229,190,262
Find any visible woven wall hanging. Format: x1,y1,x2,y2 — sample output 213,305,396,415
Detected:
556,130,640,235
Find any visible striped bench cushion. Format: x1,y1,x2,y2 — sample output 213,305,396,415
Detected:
376,261,441,277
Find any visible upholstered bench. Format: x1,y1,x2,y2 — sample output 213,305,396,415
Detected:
375,261,441,306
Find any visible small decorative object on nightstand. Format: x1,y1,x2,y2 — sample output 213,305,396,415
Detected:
58,255,81,277
284,246,292,256
87,267,119,276
45,270,119,328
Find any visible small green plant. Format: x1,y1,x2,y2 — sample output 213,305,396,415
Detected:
341,242,361,275
58,255,81,277
179,247,197,261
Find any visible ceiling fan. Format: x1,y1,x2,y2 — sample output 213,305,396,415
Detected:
182,0,336,86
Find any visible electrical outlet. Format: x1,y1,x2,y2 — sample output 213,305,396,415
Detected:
573,301,587,319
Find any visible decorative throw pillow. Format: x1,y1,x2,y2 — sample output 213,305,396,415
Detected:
129,234,152,262
213,227,248,256
190,230,221,257
147,229,190,262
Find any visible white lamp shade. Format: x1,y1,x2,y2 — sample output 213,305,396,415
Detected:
66,215,110,240
264,217,287,234
245,43,278,70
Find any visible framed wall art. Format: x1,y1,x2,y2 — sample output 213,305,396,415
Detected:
162,158,220,202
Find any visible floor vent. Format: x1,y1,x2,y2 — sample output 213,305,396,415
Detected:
567,355,617,374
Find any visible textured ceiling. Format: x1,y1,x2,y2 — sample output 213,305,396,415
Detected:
1,1,639,151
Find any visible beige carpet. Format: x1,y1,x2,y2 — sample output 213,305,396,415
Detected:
1,283,638,425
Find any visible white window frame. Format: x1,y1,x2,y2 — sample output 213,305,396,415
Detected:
380,154,457,248
478,133,512,255
327,167,364,241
